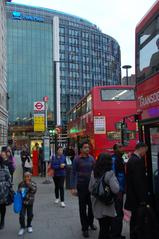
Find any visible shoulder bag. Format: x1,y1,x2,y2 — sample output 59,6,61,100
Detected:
91,173,114,205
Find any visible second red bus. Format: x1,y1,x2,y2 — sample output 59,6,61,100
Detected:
67,86,137,158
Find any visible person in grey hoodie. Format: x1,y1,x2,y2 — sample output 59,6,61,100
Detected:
89,153,119,239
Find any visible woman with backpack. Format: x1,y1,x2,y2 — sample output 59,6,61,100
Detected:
89,153,119,239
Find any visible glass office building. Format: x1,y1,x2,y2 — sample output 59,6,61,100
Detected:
0,0,8,146
6,3,121,127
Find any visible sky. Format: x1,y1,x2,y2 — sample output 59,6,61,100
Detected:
12,0,156,76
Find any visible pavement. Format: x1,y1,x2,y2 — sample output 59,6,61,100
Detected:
0,153,129,239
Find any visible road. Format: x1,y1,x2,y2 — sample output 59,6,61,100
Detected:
0,153,129,239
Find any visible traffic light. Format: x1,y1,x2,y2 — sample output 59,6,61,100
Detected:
49,129,56,136
121,122,130,146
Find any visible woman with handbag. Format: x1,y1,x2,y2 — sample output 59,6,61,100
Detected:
0,156,13,230
89,153,119,239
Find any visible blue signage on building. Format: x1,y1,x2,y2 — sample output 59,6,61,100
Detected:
12,11,44,22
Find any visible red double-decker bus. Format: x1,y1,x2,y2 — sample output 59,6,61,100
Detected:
67,86,137,158
135,0,159,213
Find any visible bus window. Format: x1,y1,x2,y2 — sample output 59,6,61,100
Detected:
137,16,159,82
101,89,135,101
73,109,76,120
82,102,87,115
87,95,92,112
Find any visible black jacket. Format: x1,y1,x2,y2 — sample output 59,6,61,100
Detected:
125,153,149,211
0,164,12,205
3,159,15,176
18,181,37,205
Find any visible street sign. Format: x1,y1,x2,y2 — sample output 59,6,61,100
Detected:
43,96,49,102
44,136,50,162
34,101,45,111
115,122,122,130
34,115,45,132
34,101,45,132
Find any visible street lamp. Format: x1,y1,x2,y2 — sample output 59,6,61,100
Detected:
53,56,76,127
122,65,132,85
53,60,60,127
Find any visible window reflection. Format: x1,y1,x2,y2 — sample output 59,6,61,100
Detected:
101,89,135,101
137,16,159,82
139,35,159,76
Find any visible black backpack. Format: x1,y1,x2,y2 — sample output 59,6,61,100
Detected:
91,173,114,205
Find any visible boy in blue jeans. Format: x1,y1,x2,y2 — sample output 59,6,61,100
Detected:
18,172,37,236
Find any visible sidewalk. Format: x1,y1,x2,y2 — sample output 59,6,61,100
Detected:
0,154,129,239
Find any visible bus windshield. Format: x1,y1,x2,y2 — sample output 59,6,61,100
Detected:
137,16,159,83
101,89,135,101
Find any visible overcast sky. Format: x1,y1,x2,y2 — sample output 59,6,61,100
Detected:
12,0,156,76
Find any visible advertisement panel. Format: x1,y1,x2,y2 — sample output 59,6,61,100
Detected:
34,115,45,132
44,136,50,162
94,116,106,134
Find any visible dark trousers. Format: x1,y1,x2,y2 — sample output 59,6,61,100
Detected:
19,204,33,229
130,210,138,239
11,173,14,183
77,184,94,231
41,162,46,177
0,204,6,224
98,217,111,239
111,193,124,238
53,176,65,202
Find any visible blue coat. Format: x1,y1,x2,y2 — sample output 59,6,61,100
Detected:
51,155,66,177
112,154,125,193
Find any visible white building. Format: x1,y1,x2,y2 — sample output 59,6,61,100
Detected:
0,0,8,147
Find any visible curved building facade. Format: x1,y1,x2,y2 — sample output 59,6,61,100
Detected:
7,3,121,126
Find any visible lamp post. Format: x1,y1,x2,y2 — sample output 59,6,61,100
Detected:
122,65,132,85
43,96,51,184
53,60,60,154
53,57,75,149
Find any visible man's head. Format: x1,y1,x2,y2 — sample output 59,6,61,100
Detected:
113,143,124,156
1,151,7,160
24,172,32,184
6,150,12,158
79,141,90,155
135,142,148,157
57,146,63,156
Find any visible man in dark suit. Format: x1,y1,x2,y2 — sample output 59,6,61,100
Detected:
125,142,149,239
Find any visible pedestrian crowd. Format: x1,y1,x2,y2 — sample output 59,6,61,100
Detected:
0,146,37,236
0,141,158,239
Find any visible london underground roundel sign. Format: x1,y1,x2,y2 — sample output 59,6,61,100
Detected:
34,101,45,111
